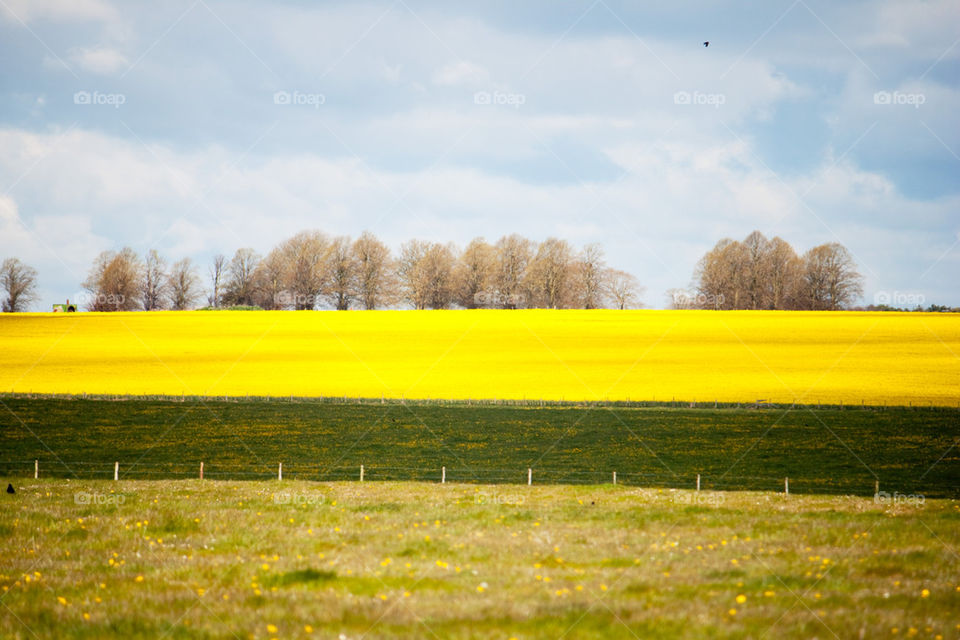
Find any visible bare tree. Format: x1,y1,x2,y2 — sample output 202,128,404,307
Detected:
1,258,38,312
83,248,142,311
222,248,261,307
140,249,169,311
605,269,643,309
208,254,226,308
455,237,497,308
525,238,574,309
253,247,288,310
495,234,533,308
351,231,395,310
0,258,39,312
397,240,457,309
280,231,329,310
397,240,430,310
742,231,771,310
167,258,202,310
693,238,749,310
324,236,356,310
799,243,864,310
423,243,458,309
767,236,802,310
574,243,607,309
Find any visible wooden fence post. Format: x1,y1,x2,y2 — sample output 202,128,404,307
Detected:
612,471,617,485
114,461,119,481
278,462,282,481
696,474,701,491
442,466,446,484
527,468,532,486
360,465,365,482
34,459,38,479
874,480,879,495
784,477,789,495
199,461,204,480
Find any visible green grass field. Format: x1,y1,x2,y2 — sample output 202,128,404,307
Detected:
1,479,958,639
1,397,957,497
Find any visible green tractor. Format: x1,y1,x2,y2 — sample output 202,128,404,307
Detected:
52,299,78,313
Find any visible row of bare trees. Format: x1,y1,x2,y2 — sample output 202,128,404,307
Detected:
79,232,644,311
82,249,203,311
4,231,867,313
205,232,644,310
677,231,864,310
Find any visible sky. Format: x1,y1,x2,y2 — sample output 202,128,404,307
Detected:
1,0,958,310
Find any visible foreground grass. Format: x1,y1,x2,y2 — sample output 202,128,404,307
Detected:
1,398,957,497
1,480,958,639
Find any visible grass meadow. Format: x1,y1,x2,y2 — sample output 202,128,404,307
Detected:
2,479,959,639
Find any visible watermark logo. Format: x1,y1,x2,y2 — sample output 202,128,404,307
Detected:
75,491,126,506
76,291,126,308
674,90,725,108
673,491,725,507
273,491,327,506
874,490,924,507
474,290,526,307
273,90,325,109
475,491,524,506
73,90,126,108
873,290,925,307
873,91,925,108
274,291,319,308
473,90,526,109
672,289,724,309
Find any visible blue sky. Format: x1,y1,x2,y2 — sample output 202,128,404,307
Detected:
1,0,958,309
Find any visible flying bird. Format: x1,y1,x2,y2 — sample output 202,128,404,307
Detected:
703,41,710,47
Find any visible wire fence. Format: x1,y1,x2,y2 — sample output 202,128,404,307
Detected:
1,459,952,498
2,391,957,411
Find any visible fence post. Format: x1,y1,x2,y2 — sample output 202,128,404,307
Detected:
360,464,365,482
612,471,617,485
527,468,532,486
200,461,204,480
874,479,879,495
34,459,38,479
442,466,446,484
278,462,282,481
784,477,789,495
114,461,119,481
696,474,701,491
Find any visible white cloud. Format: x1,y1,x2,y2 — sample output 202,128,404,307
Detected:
0,0,118,24
67,46,128,74
433,60,491,87
2,123,956,308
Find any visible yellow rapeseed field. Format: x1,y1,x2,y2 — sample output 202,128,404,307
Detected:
0,310,957,406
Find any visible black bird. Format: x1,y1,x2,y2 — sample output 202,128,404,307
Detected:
703,41,709,47
6,483,14,494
